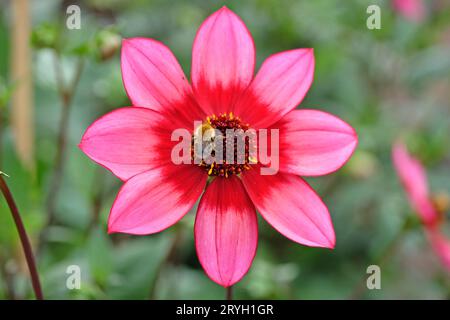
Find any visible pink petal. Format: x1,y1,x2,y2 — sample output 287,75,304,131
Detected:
195,176,257,287
79,107,175,181
273,109,358,176
392,142,437,225
121,38,204,128
427,229,450,271
241,167,335,248
191,7,255,116
122,38,189,109
235,49,315,129
108,165,207,234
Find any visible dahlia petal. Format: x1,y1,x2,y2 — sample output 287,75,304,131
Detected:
195,176,257,287
121,38,191,110
121,38,204,128
236,49,315,128
427,229,450,271
242,168,335,248
108,165,207,234
79,107,177,181
192,7,255,115
274,109,358,176
392,142,437,225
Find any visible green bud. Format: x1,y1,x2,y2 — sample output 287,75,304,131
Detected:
31,23,59,49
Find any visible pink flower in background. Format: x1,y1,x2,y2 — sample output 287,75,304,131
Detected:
79,7,358,287
392,142,450,271
392,142,437,226
392,0,426,22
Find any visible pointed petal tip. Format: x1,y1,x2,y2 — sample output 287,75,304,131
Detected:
347,129,359,158
305,228,336,249
107,216,119,234
206,272,248,288
318,225,336,249
353,127,359,142
121,38,132,48
107,215,122,234
325,236,336,249
217,5,234,15
78,134,90,155
121,37,137,50
78,130,90,152
220,281,235,288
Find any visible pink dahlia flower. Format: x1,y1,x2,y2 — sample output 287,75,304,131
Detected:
392,142,450,271
79,7,358,287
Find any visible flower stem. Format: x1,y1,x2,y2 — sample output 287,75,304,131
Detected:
226,286,233,300
0,173,43,300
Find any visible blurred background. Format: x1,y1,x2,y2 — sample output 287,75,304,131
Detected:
0,0,449,299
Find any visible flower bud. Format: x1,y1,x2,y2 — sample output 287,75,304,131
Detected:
95,29,121,61
31,23,59,49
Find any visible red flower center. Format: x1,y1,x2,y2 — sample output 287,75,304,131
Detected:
191,112,256,178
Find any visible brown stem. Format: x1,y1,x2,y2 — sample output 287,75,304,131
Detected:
226,286,233,300
39,54,84,251
0,174,43,299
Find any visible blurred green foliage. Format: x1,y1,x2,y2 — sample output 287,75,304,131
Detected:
0,0,450,299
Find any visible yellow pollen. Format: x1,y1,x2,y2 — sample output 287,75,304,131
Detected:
208,163,215,175
248,155,258,164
